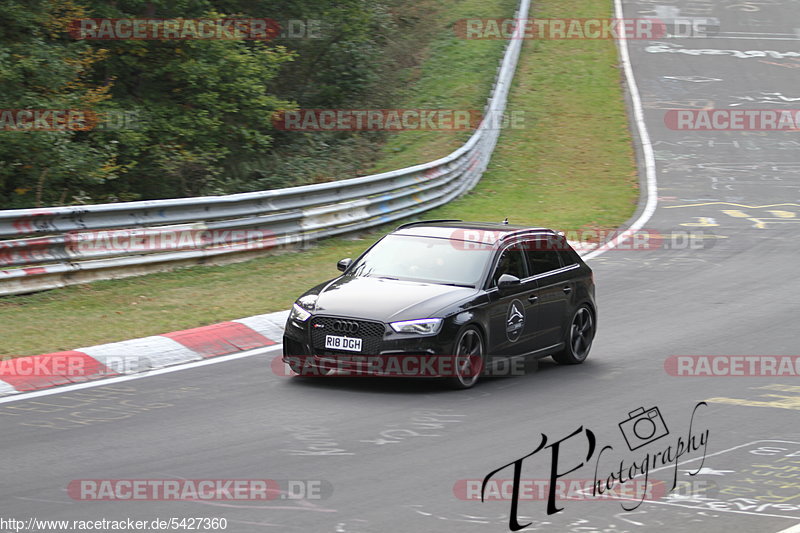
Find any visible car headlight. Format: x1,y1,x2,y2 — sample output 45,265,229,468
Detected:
290,303,312,322
390,318,443,335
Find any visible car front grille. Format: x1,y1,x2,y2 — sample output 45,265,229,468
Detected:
310,316,386,355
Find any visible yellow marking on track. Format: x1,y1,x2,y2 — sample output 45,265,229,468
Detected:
768,210,797,218
686,233,728,239
722,209,750,218
666,202,800,209
742,217,800,228
706,390,800,411
707,393,800,411
756,384,800,393
679,217,718,227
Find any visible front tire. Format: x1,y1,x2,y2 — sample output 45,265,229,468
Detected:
552,306,594,365
448,326,485,389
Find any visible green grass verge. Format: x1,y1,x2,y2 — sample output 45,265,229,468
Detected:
0,0,638,357
368,0,516,171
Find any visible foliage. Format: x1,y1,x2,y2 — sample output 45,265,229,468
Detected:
0,0,416,207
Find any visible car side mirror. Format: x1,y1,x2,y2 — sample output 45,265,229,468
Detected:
337,258,353,272
497,273,521,293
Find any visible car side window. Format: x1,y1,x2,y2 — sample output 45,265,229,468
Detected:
558,249,577,267
491,245,527,287
524,241,563,276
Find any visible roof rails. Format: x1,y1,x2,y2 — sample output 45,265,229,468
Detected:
395,219,463,230
496,227,558,242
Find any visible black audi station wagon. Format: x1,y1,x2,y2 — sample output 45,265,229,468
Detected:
282,220,596,388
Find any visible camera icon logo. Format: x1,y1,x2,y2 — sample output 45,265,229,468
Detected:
619,406,670,451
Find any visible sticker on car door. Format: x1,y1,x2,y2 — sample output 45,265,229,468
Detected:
506,299,525,342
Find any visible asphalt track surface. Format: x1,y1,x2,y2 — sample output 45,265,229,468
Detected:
2,1,800,532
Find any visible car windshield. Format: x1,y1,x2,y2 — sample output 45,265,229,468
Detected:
348,234,493,287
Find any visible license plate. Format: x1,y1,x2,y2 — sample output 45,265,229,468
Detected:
324,335,362,352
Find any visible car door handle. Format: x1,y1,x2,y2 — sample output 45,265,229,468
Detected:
563,286,572,294
528,294,539,303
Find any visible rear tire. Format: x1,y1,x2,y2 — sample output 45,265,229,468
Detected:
552,306,594,365
448,326,485,389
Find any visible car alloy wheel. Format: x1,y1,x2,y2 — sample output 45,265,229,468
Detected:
450,326,484,389
553,306,594,365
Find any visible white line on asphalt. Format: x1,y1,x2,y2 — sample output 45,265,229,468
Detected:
0,344,283,404
644,440,800,521
582,0,658,262
641,499,800,520
673,36,800,41
577,440,800,521
645,439,800,474
777,524,800,533
723,32,797,35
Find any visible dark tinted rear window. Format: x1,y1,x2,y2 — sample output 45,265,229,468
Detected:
525,247,563,275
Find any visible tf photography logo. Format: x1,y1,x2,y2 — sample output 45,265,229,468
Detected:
618,406,669,451
479,402,710,531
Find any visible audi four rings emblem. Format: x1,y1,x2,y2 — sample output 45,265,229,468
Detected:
332,320,359,334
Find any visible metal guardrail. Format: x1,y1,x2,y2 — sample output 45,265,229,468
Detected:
0,0,530,296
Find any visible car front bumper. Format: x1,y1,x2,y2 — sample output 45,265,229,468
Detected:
282,315,462,377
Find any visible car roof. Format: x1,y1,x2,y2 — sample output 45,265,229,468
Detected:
393,220,558,245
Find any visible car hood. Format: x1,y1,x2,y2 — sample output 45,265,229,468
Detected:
308,276,478,323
